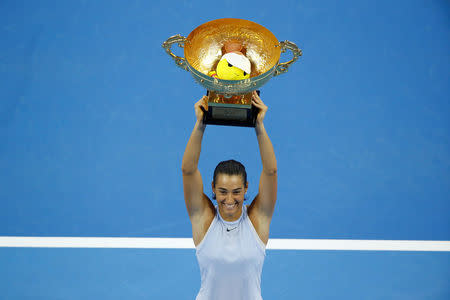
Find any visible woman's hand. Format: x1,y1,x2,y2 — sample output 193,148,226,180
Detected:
251,91,268,124
194,96,208,122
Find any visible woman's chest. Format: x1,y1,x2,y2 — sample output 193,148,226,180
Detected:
197,221,264,267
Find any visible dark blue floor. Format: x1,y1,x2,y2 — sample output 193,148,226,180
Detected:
1,248,449,299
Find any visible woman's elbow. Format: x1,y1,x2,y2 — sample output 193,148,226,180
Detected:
263,167,277,176
181,165,196,175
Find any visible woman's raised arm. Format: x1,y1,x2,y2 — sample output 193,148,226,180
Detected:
182,96,214,223
248,91,278,244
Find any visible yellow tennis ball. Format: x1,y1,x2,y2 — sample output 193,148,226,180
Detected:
216,58,250,80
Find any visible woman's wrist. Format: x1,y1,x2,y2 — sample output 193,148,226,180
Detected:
195,119,206,131
255,120,265,135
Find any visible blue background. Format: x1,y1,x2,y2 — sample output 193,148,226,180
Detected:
1,0,449,299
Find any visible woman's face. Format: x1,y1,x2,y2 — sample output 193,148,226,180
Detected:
212,174,248,222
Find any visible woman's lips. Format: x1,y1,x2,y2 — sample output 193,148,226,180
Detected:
222,202,238,210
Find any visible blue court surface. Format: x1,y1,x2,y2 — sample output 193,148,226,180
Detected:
1,0,449,299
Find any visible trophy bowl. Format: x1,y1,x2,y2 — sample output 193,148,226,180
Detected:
163,18,302,127
163,18,302,96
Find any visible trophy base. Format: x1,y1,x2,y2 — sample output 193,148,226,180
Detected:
203,91,260,127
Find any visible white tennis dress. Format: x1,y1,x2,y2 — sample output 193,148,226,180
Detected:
195,205,266,300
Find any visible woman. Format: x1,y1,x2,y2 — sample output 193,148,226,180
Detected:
182,91,277,300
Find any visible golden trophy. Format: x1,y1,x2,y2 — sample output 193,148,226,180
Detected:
162,18,302,127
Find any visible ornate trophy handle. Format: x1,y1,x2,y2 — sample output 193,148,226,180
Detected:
273,40,302,77
162,34,189,71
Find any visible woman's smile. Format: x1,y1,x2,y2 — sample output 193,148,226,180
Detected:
222,201,239,211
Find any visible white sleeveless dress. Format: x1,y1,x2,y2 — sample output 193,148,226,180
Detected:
195,205,266,300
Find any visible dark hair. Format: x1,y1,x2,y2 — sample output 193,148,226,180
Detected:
212,160,248,200
213,159,247,187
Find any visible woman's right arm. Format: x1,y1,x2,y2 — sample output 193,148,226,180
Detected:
182,97,214,225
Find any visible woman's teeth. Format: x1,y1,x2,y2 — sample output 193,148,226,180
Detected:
225,203,235,209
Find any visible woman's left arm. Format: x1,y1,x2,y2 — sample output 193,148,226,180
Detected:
251,91,278,220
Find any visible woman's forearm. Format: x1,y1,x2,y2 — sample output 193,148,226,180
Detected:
255,122,277,175
181,120,206,175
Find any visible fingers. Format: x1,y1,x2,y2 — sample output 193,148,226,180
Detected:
251,91,263,104
251,91,267,110
195,96,206,106
195,96,208,111
203,96,209,108
251,100,264,110
251,96,262,105
252,91,261,102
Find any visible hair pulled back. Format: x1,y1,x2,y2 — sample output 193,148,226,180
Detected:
213,159,247,187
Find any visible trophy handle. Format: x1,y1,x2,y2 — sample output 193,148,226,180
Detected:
273,40,302,76
162,34,189,71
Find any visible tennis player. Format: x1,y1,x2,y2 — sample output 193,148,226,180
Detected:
182,91,277,300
